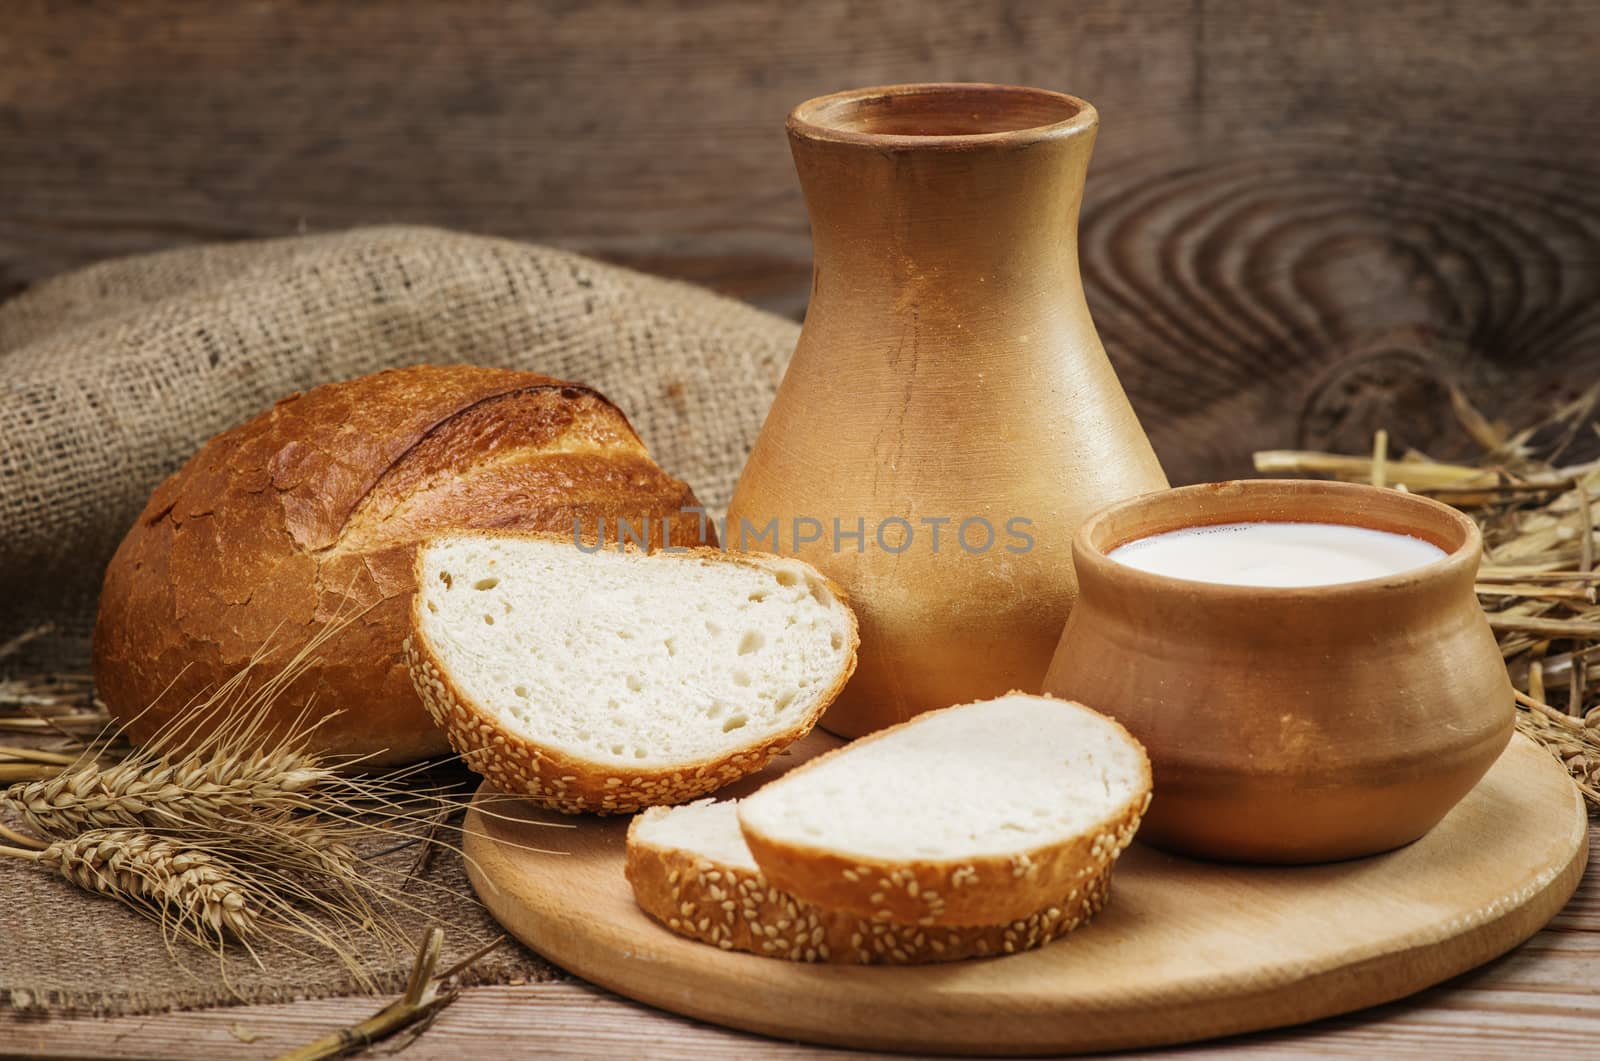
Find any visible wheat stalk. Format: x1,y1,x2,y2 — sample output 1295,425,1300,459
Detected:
3,829,257,944
0,611,560,992
1,719,372,889
4,745,332,838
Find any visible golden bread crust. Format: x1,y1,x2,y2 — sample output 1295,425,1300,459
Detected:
625,807,1113,964
737,694,1152,926
93,365,707,764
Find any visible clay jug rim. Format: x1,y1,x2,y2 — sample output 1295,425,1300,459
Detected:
1072,479,1483,601
787,82,1096,151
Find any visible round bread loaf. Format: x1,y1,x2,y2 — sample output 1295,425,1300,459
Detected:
93,364,710,764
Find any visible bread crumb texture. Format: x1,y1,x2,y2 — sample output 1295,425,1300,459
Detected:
407,534,858,813
737,693,1152,925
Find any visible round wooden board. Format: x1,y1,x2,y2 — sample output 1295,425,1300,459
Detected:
463,732,1588,1056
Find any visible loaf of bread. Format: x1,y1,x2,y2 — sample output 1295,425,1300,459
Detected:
405,533,858,812
737,694,1151,926
626,798,1112,964
93,365,710,764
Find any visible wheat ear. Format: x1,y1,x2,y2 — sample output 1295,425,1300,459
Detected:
3,829,257,943
4,744,331,838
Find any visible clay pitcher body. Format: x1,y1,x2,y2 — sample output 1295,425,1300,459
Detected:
728,83,1167,737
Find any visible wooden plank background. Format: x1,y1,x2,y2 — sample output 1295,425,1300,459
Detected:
3,0,1599,483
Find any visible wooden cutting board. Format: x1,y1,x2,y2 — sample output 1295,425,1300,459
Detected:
462,732,1587,1055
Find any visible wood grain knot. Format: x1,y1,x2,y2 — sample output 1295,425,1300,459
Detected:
1080,149,1600,481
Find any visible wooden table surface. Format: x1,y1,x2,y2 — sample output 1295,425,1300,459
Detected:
4,824,1594,1060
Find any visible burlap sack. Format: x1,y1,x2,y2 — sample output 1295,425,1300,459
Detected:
0,226,800,1014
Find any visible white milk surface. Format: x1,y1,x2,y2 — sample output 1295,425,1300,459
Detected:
1107,521,1448,588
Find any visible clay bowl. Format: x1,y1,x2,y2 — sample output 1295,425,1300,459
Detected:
1041,479,1514,863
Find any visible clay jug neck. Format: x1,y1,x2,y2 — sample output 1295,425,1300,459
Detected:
787,84,1097,303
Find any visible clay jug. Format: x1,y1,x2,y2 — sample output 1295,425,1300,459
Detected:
728,83,1167,737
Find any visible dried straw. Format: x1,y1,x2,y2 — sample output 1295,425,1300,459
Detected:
1255,383,1600,811
0,625,101,734
269,928,505,1061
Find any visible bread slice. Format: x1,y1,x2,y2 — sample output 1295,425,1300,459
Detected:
737,694,1150,926
626,798,1112,964
405,533,858,813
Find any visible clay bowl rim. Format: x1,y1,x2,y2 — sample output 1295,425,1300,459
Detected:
1074,479,1483,604
787,82,1097,151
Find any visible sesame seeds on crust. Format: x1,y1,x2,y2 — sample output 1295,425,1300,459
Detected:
739,794,1146,928
625,821,1115,965
734,694,1154,927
